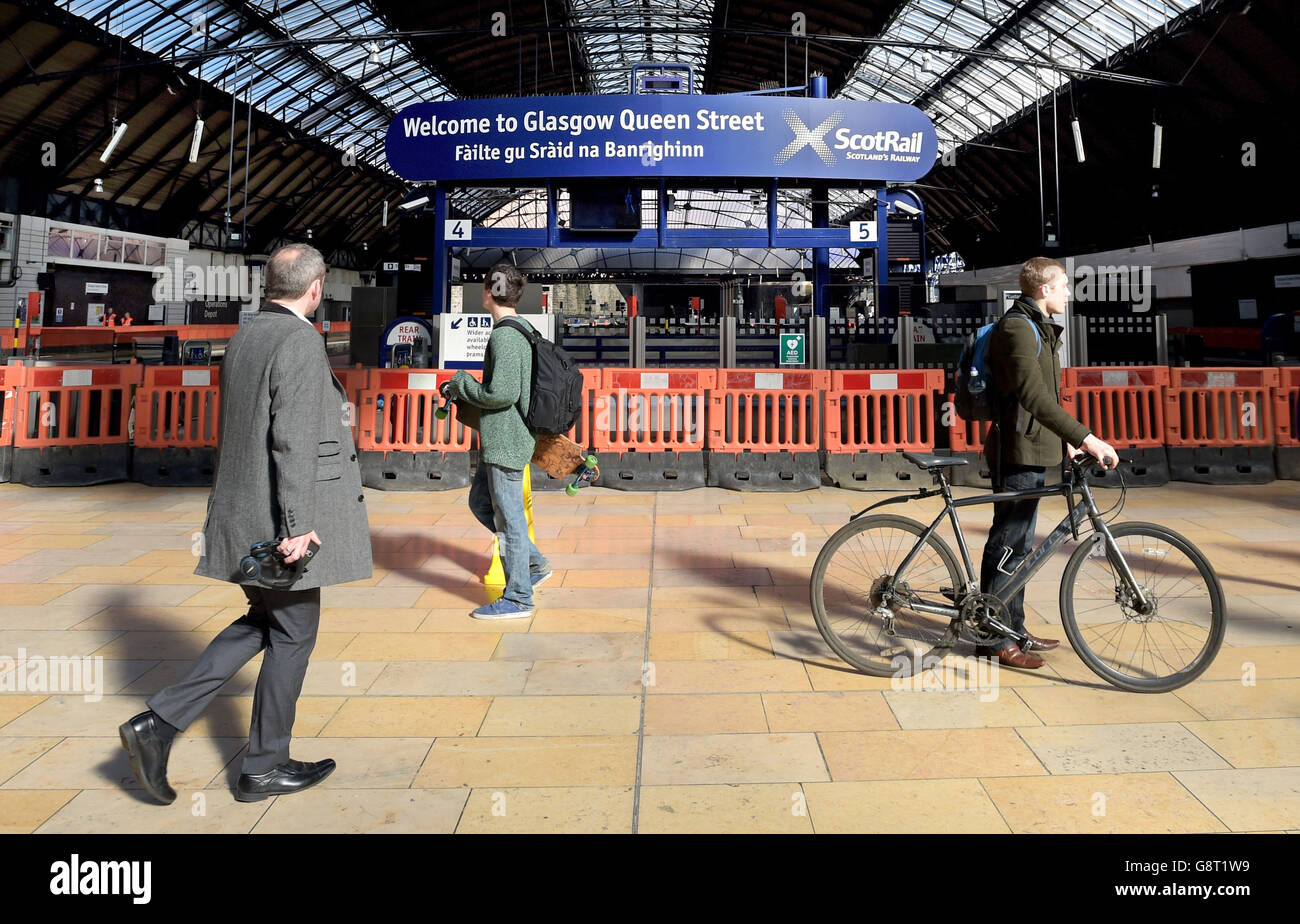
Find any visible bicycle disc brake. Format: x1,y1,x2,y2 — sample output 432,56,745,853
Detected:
959,592,1011,646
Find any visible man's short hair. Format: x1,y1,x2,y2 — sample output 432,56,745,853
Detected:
264,243,327,300
1019,256,1066,298
485,262,527,307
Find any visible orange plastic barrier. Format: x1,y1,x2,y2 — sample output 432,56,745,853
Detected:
332,365,375,440
945,394,993,452
593,369,716,453
706,369,830,452
357,369,479,453
13,365,141,449
1273,367,1299,448
1164,367,1279,448
825,369,943,452
1062,365,1168,449
133,366,219,449
0,364,21,450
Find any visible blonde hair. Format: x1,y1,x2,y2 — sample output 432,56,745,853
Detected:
1018,256,1066,299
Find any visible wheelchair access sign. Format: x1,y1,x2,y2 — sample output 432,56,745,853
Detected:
780,332,806,366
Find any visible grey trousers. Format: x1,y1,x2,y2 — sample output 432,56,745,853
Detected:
147,584,321,775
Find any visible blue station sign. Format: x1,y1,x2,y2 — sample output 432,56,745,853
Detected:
386,95,937,183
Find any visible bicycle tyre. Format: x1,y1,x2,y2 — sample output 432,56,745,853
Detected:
1060,521,1226,693
810,513,964,677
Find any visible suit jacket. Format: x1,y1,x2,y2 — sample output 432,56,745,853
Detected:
194,303,372,589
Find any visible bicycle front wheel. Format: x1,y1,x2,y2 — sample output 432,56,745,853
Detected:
1061,521,1225,693
810,514,963,676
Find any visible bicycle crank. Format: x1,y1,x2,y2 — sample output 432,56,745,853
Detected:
959,592,1013,646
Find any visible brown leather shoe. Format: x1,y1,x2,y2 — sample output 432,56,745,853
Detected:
994,643,1044,669
1023,632,1059,652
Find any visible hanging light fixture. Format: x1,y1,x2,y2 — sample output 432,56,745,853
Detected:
1071,117,1085,163
1151,121,1163,169
368,43,382,67
188,118,205,163
93,177,104,193
99,121,128,162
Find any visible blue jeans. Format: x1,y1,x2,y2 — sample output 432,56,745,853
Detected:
978,462,1047,650
468,461,549,607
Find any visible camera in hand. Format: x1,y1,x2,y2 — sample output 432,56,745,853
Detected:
239,538,319,588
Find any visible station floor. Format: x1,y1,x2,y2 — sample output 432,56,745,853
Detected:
0,476,1296,834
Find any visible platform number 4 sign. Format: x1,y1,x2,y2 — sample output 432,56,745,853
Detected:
445,220,472,242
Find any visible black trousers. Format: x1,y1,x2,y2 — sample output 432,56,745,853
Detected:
147,584,321,775
978,458,1047,650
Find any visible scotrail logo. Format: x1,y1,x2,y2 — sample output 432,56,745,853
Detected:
775,110,844,166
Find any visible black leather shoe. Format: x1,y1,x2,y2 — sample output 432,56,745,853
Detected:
235,758,336,802
119,711,177,805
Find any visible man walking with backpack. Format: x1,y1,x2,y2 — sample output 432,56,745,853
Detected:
980,257,1117,668
444,263,552,619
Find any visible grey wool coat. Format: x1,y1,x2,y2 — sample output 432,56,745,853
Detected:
194,302,373,589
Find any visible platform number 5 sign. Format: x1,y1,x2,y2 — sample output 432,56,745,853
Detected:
445,220,472,242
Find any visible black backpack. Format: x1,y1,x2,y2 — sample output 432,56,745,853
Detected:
496,317,584,434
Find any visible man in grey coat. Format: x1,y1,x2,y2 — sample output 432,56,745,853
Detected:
119,243,372,803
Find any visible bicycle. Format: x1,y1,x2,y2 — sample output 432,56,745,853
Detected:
809,451,1226,693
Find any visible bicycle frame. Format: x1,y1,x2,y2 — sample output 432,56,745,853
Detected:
869,466,1152,634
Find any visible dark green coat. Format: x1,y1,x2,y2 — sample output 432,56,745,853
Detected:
986,297,1090,468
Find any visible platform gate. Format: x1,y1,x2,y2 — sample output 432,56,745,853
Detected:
0,365,20,483
1272,367,1300,480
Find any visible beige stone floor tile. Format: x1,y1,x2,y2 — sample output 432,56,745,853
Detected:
35,787,268,833
649,586,757,606
1015,686,1206,725
365,661,532,697
804,779,1011,833
1183,718,1300,768
0,605,110,630
761,691,898,733
3,736,245,792
335,632,500,662
316,608,431,633
818,728,1047,781
494,632,643,662
415,608,536,633
649,608,790,632
0,629,123,661
981,772,1230,833
649,632,772,660
513,609,646,634
0,737,63,785
478,695,640,737
1018,722,1231,774
638,783,814,834
183,696,344,738
803,661,908,691
457,786,634,833
640,733,829,785
318,697,489,738
72,605,222,632
0,694,147,737
0,583,83,605
650,568,773,588
219,737,435,790
642,693,768,735
1221,619,1299,647
1171,768,1300,831
1,534,104,550
522,660,643,695
1198,645,1300,681
1,789,79,833
252,788,469,834
1175,679,1300,720
413,736,638,788
0,695,47,729
84,630,353,661
647,659,812,694
557,569,648,588
882,689,1041,729
521,587,650,610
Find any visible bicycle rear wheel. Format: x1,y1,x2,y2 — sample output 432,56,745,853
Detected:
1060,521,1225,693
810,514,963,676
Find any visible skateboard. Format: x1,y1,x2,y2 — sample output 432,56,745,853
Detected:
531,432,599,496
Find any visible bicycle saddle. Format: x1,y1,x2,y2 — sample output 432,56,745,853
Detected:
901,452,969,470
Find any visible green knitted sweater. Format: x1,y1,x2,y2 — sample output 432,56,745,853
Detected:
448,316,535,470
